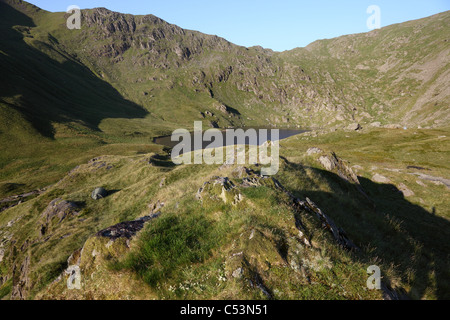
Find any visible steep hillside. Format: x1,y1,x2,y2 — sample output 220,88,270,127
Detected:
2,0,448,137
0,1,151,138
282,11,450,127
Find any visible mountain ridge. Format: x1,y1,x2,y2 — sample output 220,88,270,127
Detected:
1,0,449,138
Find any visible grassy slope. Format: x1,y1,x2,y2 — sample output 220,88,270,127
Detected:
281,11,450,127
0,127,448,300
283,127,450,299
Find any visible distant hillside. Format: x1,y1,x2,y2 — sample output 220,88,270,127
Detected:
1,0,449,141
282,11,450,128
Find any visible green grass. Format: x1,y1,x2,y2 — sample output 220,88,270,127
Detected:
280,127,450,299
116,213,219,288
1,127,448,300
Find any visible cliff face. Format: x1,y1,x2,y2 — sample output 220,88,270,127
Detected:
73,7,354,127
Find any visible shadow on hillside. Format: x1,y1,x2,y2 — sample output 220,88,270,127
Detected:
0,2,148,139
282,161,450,300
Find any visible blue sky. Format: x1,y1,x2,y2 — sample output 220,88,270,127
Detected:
29,0,450,51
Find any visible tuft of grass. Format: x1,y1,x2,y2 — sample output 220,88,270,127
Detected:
116,213,218,287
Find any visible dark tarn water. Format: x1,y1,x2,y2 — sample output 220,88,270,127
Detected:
153,128,309,151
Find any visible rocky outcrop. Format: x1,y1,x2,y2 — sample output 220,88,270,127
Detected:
409,172,450,190
196,176,243,205
398,183,414,197
0,189,45,213
306,147,323,156
49,211,161,295
372,173,391,184
95,214,159,241
313,151,372,205
300,198,358,250
10,254,30,300
346,123,362,131
40,199,81,236
197,166,358,252
91,187,108,200
41,199,80,224
211,166,364,299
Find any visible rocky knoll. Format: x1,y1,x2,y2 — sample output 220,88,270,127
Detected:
40,212,161,298
194,165,399,299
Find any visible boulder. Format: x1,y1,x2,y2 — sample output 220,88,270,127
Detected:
319,156,335,171
316,152,372,205
346,123,362,131
372,174,391,184
370,122,382,128
215,104,229,114
148,200,164,214
196,176,243,205
42,199,80,224
95,216,156,241
232,267,244,279
398,183,414,197
91,187,108,200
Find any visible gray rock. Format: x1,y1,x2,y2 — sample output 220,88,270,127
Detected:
231,166,252,179
410,172,450,189
42,199,80,224
346,123,362,131
306,147,323,156
91,187,108,200
232,267,244,279
315,152,372,204
319,156,335,171
398,183,414,197
416,180,426,187
149,200,164,214
370,122,381,128
96,214,159,241
372,174,391,184
215,104,229,114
